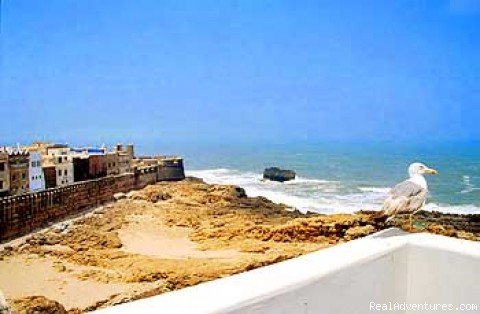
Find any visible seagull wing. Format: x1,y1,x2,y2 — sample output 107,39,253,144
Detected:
390,180,424,198
382,180,427,216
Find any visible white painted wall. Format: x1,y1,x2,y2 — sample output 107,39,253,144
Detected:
406,238,480,314
95,229,480,314
53,153,74,187
28,152,45,192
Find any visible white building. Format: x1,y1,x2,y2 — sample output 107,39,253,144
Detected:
28,152,45,192
44,146,74,187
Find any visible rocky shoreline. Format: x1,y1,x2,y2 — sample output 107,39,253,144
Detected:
1,177,479,313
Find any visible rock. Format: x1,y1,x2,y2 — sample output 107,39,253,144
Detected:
53,222,70,233
10,296,69,314
114,192,126,201
126,191,139,199
53,262,66,272
263,167,296,182
17,244,30,253
93,207,106,215
345,225,376,240
126,187,171,203
0,290,10,314
234,187,247,198
184,176,205,184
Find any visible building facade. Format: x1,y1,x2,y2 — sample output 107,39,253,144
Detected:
88,154,107,179
105,152,120,176
43,165,57,189
55,154,74,187
29,152,46,192
43,146,74,187
7,149,30,195
115,144,134,174
118,152,132,174
0,151,10,196
73,156,90,182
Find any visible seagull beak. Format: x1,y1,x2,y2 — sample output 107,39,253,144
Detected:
425,168,438,175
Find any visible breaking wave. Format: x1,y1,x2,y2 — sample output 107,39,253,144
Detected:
187,168,480,215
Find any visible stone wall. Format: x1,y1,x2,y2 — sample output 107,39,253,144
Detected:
135,166,158,188
0,163,181,241
157,158,185,181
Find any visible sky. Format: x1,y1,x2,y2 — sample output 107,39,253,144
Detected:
1,0,479,146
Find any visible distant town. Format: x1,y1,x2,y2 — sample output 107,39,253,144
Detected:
0,142,184,197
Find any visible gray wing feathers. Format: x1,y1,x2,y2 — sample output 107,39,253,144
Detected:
390,181,424,198
382,181,427,216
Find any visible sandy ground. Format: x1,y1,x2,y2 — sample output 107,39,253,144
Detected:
0,255,158,310
118,214,245,260
1,178,479,313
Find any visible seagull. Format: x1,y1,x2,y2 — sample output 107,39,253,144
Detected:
382,162,438,227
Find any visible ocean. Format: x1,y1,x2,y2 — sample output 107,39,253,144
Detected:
147,141,480,214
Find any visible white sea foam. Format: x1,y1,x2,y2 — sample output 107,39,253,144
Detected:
358,187,391,193
187,168,480,215
423,203,480,214
459,175,480,194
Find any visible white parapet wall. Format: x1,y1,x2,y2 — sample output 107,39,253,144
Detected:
95,228,480,314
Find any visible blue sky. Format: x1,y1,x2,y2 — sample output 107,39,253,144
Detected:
1,0,479,145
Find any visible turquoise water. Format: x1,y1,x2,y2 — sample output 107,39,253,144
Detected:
144,141,480,214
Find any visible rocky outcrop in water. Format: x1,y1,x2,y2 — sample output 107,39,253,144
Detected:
263,167,296,182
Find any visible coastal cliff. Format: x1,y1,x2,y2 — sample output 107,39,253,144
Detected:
0,178,479,313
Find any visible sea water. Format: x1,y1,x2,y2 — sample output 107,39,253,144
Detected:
146,141,480,214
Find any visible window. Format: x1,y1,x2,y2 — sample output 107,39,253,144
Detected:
58,157,62,164
0,163,4,171
22,172,26,179
0,181,3,189
64,169,67,176
12,174,16,180
31,161,35,167
58,170,62,176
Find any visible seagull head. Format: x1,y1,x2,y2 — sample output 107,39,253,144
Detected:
408,162,438,177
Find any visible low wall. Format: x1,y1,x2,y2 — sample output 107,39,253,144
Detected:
0,163,184,241
95,229,480,314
